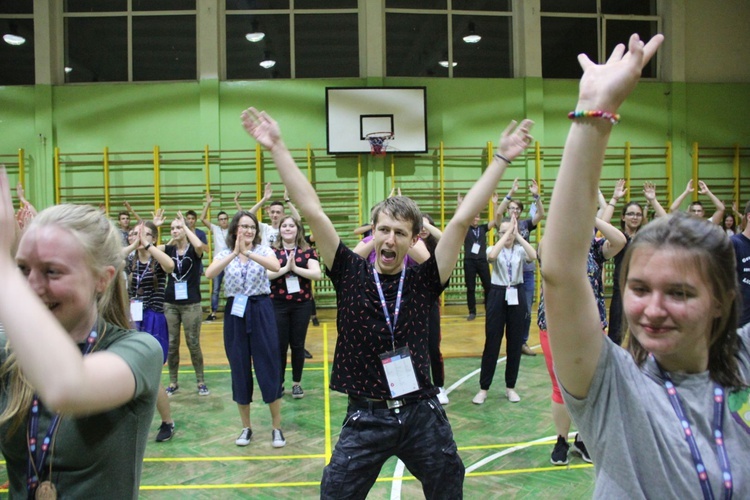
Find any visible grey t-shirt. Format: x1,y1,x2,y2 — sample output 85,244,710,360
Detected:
563,327,750,499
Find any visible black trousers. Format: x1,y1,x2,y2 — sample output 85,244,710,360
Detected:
464,258,491,315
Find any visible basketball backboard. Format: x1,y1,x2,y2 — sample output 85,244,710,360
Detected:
325,87,428,155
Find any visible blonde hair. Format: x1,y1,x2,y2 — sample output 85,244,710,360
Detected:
0,204,128,431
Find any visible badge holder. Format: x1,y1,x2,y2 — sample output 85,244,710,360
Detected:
379,346,419,398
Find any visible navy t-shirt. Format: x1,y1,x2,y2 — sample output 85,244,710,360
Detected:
731,233,750,327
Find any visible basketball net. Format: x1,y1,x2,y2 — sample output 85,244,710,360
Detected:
366,132,393,157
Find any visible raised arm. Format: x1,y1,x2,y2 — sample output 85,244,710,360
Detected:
698,180,725,224
177,210,205,257
595,216,628,259
669,179,693,213
435,120,534,284
528,179,545,225
200,192,213,229
234,191,244,212
241,108,340,269
123,201,143,223
642,181,667,218
542,33,663,399
601,179,627,223
284,188,303,221
495,178,519,226
248,182,272,216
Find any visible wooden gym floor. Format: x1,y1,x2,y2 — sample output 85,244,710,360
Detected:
0,305,597,499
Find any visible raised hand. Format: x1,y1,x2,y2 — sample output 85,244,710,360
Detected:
205,192,214,204
497,120,534,162
241,107,282,151
529,179,539,197
509,178,519,195
263,182,273,201
124,200,133,211
643,182,657,201
0,167,18,259
491,192,499,204
576,34,664,114
613,179,627,199
152,208,166,227
234,191,242,202
698,180,710,194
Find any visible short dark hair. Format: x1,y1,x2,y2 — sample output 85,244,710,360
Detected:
118,211,129,218
185,210,198,218
688,201,704,209
269,201,284,209
217,211,227,218
226,211,262,249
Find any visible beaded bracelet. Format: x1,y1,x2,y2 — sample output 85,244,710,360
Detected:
493,153,511,164
568,110,621,125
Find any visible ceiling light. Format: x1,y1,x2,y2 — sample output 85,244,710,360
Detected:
260,51,276,69
463,22,481,44
438,60,457,68
245,20,265,42
3,21,25,46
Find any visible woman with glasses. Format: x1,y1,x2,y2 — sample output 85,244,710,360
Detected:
123,221,177,442
205,211,287,448
602,180,667,345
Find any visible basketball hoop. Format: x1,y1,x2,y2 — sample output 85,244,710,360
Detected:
365,132,394,157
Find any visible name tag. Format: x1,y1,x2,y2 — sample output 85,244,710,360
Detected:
471,243,481,255
231,294,249,317
175,281,188,300
285,275,301,294
130,299,144,322
506,287,519,305
379,346,419,398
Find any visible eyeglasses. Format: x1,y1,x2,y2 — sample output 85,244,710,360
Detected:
239,224,257,231
508,207,521,212
625,212,643,218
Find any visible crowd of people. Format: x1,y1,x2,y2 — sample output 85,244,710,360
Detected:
1,32,749,499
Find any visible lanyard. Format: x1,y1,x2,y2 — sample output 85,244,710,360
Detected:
372,265,406,351
27,326,100,495
655,360,733,500
135,257,152,295
173,244,191,281
472,227,480,241
500,248,514,283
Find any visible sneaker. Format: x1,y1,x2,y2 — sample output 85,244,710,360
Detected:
521,343,537,356
572,433,592,463
272,428,286,448
506,388,521,403
155,421,175,442
304,349,313,359
197,383,210,396
472,390,488,405
292,385,305,399
205,313,217,322
311,316,320,327
437,387,450,405
467,313,476,321
550,435,570,465
235,427,252,446
165,384,179,397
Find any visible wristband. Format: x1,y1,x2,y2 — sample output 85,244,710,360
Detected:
285,199,291,203
493,153,511,164
532,194,540,200
144,243,151,250
505,195,512,201
568,110,620,125
608,202,616,207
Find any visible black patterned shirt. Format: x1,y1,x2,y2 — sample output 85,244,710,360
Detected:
326,241,446,399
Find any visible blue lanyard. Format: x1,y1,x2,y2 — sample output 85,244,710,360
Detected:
500,248,514,284
655,360,733,500
27,326,100,495
372,265,406,351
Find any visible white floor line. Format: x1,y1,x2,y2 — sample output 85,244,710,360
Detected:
465,432,576,473
389,343,543,498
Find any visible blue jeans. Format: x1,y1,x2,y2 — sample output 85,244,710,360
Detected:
320,397,464,499
210,270,224,313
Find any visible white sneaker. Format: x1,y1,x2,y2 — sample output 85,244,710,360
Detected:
472,390,488,405
235,427,252,446
437,387,449,405
506,388,521,403
272,428,286,448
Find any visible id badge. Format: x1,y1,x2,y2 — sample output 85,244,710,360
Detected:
130,300,144,322
506,287,519,305
231,294,249,317
379,346,419,398
175,281,188,300
471,242,481,254
285,275,301,294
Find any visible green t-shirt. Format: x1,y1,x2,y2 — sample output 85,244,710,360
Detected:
0,320,163,499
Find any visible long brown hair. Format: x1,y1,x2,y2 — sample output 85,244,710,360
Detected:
622,211,744,389
0,204,128,431
272,216,310,251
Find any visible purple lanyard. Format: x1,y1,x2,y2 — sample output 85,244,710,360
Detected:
135,257,152,294
372,265,406,351
27,327,99,495
656,361,733,500
472,227,480,242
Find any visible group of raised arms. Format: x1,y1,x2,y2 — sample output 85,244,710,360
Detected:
2,32,749,499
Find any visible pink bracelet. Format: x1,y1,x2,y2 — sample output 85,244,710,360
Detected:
568,110,621,125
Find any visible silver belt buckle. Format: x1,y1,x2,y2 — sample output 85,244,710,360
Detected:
386,399,404,409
